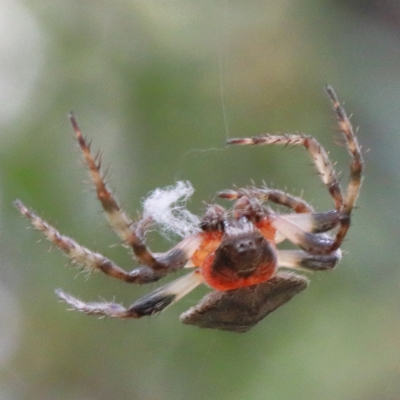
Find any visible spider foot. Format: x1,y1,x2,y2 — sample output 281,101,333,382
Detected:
56,289,136,318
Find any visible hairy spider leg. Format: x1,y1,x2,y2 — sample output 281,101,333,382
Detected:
219,187,314,213
227,86,363,252
56,270,204,318
14,199,202,284
325,85,364,247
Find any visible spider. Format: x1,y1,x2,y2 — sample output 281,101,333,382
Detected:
15,86,363,332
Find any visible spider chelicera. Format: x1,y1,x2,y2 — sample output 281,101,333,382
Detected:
15,86,363,332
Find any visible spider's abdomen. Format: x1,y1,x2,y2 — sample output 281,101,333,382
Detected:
201,218,278,291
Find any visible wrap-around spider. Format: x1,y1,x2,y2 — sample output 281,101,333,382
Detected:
15,86,363,332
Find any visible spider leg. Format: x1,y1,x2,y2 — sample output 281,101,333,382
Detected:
277,249,341,271
227,86,363,252
69,114,163,269
279,210,340,234
15,199,201,283
219,187,314,213
56,270,204,318
325,86,364,248
271,213,336,255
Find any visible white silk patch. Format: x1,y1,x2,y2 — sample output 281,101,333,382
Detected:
142,181,201,239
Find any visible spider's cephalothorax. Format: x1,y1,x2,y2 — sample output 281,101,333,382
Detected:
15,86,363,332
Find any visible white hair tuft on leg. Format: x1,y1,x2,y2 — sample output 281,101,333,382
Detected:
142,181,201,239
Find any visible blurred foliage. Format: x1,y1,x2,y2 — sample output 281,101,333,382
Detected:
1,0,400,399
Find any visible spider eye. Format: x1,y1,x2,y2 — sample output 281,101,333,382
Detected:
235,238,257,254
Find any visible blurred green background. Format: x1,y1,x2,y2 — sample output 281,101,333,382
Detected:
1,1,399,399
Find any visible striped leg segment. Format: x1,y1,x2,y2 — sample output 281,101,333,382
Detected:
57,270,204,318
325,86,364,249
15,199,163,283
277,249,341,271
218,188,314,213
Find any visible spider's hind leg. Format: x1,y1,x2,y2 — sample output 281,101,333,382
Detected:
57,270,204,318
